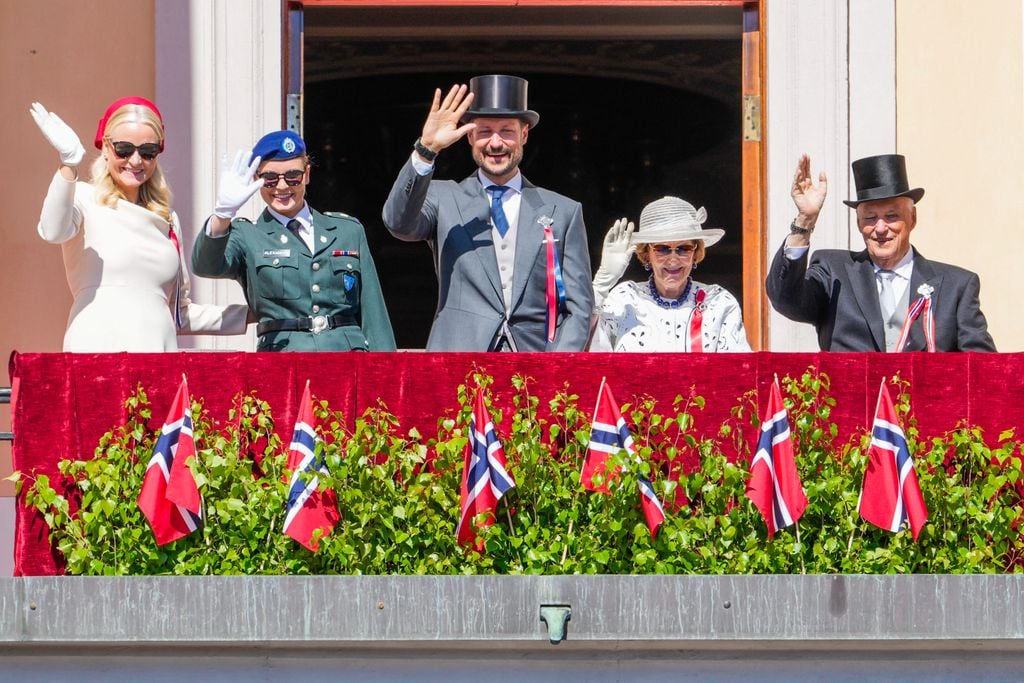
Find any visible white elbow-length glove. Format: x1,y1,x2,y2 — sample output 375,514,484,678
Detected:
214,150,264,219
592,218,635,310
30,102,86,167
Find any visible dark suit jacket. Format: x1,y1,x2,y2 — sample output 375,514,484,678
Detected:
382,159,593,351
766,243,995,351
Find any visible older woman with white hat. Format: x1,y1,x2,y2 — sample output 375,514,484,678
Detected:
589,196,750,352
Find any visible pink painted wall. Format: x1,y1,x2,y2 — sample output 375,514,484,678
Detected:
0,0,156,573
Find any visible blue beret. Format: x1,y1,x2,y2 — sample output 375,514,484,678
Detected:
252,130,306,162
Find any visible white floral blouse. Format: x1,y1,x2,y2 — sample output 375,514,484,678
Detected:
590,279,751,352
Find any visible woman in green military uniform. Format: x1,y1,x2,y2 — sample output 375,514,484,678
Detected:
192,130,396,351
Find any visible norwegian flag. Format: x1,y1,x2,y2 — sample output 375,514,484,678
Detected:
456,387,516,549
582,378,665,538
138,376,202,546
745,377,808,538
283,381,339,551
859,380,928,540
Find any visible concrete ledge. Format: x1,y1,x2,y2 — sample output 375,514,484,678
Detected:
2,576,1024,682
1,575,1023,647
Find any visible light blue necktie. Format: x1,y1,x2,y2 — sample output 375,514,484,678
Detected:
878,269,899,351
878,270,896,321
487,185,511,237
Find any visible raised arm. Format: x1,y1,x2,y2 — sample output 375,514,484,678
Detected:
591,218,635,312
415,84,478,160
787,153,828,248
206,150,263,237
31,102,87,243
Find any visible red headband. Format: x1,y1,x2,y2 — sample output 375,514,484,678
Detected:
94,96,165,150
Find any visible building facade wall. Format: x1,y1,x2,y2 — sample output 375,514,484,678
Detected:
0,0,158,576
896,0,1023,351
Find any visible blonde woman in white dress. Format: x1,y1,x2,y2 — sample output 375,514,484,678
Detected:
589,196,751,352
31,97,249,352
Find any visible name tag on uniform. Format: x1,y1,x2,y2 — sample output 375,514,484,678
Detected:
263,249,291,257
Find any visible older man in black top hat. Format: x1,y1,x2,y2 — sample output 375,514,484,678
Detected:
766,153,995,351
382,75,593,351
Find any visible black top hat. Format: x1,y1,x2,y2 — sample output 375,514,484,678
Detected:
843,154,925,208
463,74,540,128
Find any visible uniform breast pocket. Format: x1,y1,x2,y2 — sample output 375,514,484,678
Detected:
331,255,362,304
255,255,301,300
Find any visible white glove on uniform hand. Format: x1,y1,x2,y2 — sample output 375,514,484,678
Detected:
214,150,264,219
592,218,635,310
30,102,86,167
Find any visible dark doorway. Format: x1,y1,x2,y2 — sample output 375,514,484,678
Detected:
304,37,741,349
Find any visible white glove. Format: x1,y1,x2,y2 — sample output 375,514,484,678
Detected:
214,150,264,219
30,102,86,167
592,218,635,310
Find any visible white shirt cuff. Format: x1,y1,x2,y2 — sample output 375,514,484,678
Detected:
204,216,230,238
410,151,434,176
783,245,809,260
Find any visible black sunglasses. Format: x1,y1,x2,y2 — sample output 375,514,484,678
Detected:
109,140,161,161
651,243,697,256
258,169,305,188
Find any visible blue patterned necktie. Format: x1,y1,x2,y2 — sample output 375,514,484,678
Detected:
487,185,511,237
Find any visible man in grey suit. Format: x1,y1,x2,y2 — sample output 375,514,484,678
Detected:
767,154,995,351
382,75,593,351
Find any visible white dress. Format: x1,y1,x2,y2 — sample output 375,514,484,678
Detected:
38,172,249,352
590,279,751,352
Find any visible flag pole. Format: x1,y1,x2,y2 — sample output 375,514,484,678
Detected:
560,518,574,566
794,521,806,574
785,373,805,575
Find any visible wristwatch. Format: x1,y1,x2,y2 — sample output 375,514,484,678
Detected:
789,222,813,236
413,138,438,162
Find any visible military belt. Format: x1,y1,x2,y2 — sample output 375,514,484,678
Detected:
257,314,357,336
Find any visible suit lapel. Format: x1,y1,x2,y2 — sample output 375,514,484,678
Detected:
456,176,503,303
906,250,942,351
310,209,338,258
259,209,307,255
845,251,887,351
510,179,554,309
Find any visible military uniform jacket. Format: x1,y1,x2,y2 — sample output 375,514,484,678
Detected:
382,159,594,351
766,243,995,352
192,208,396,352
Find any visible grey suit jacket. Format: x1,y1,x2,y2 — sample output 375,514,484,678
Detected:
382,159,593,351
766,243,995,352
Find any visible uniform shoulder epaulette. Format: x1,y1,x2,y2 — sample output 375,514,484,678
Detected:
232,216,254,225
323,211,354,220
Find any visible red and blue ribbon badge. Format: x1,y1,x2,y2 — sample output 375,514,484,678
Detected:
541,216,566,344
688,288,706,352
894,283,936,352
169,219,184,330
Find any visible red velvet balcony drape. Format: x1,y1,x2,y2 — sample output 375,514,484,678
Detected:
11,351,1023,575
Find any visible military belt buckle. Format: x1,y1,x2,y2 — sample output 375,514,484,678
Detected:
310,315,329,335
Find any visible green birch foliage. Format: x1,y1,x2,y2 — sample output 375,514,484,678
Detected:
18,368,1024,575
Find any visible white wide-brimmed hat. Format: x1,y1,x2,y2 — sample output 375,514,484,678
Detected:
630,196,725,247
